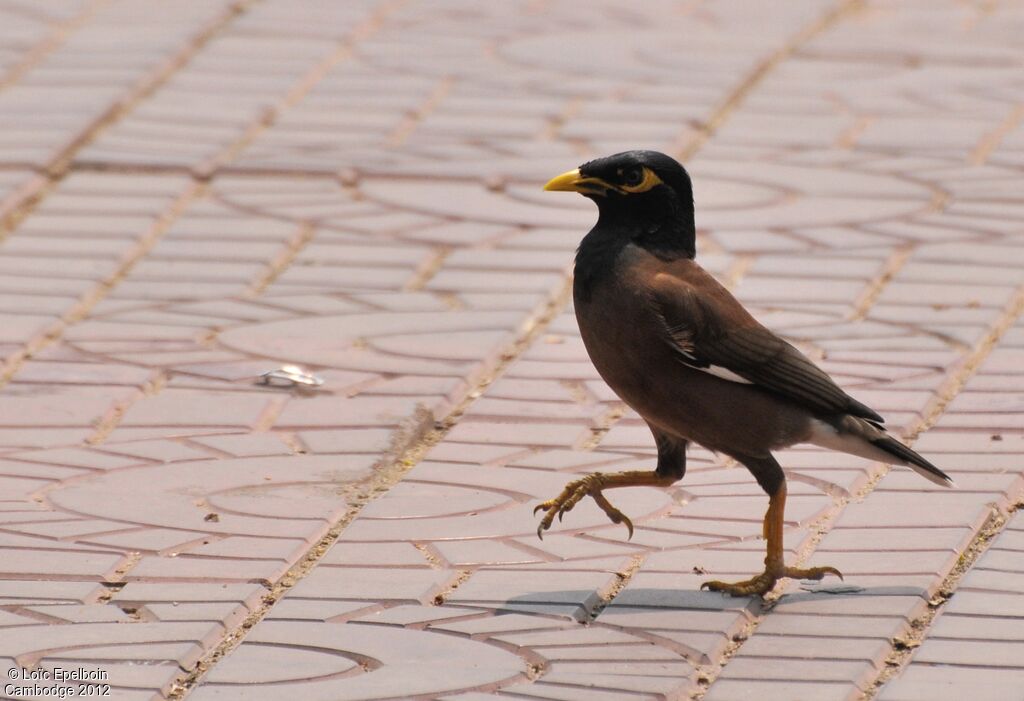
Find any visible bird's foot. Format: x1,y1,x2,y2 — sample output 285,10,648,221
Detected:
533,473,634,540
701,564,843,597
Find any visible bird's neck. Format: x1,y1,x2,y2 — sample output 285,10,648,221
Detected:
600,194,695,255
574,212,695,302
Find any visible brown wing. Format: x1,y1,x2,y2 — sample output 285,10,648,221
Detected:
647,271,883,423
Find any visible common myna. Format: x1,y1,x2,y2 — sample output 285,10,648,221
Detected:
537,150,952,596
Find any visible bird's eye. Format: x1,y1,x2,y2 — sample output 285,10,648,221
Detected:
623,167,644,187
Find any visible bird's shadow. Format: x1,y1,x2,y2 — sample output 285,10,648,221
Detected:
502,584,928,620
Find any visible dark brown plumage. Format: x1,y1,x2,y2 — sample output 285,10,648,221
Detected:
537,150,952,596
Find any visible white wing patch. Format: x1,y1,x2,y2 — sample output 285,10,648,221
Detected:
698,365,753,385
664,320,753,385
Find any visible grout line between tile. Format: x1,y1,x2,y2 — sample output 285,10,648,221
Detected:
0,0,113,93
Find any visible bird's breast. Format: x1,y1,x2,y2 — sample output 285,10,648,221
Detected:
573,273,812,454
573,273,682,409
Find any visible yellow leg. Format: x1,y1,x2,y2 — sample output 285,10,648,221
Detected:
533,470,677,539
701,483,842,596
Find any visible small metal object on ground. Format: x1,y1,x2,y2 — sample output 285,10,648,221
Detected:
257,364,325,389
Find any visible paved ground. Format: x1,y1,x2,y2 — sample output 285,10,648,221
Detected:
0,1,1022,700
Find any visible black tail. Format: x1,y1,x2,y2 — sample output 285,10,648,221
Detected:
872,436,954,487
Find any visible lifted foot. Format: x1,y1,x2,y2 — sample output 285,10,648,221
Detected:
533,473,634,540
701,564,843,597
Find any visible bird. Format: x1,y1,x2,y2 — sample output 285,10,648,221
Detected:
536,150,953,597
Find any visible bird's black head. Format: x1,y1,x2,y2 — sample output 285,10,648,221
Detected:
544,150,696,258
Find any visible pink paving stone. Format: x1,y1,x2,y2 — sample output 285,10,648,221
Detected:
500,681,665,701
112,582,264,606
6,518,138,541
731,632,890,665
718,657,877,686
127,555,287,584
44,660,182,693
147,601,249,624
533,671,690,696
879,666,1024,701
319,542,429,567
295,427,398,454
26,604,134,624
182,536,307,561
795,549,959,576
218,310,523,375
353,604,479,627
469,397,599,421
0,620,216,660
755,612,907,640
0,391,121,426
830,492,990,529
444,568,616,612
0,549,125,579
428,612,575,637
913,430,1024,454
48,454,371,536
704,679,855,701
187,432,293,457
82,528,212,553
274,394,437,428
492,626,642,647
0,580,103,605
47,640,202,670
540,648,692,681
431,538,546,566
117,389,273,427
14,360,155,385
264,599,373,622
203,643,359,683
0,611,38,627
355,463,667,534
190,621,524,701
974,548,1024,572
956,568,1024,594
444,419,590,447
426,442,530,465
286,565,453,604
912,639,1024,668
102,438,217,463
541,659,694,680
928,612,1024,642
358,480,515,519
772,594,930,619
991,530,1024,553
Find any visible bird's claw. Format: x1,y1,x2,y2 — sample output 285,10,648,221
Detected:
701,564,843,597
592,490,634,539
533,474,634,540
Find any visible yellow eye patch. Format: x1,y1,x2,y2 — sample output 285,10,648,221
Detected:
619,166,663,193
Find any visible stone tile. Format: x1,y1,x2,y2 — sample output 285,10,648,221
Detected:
190,621,523,701
879,666,1024,701
755,613,906,641
719,657,877,686
286,566,452,604
913,638,1024,668
705,679,854,701
445,569,616,612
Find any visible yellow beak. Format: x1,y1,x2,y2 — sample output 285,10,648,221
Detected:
543,168,611,196
543,168,584,192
